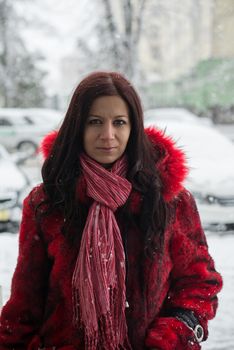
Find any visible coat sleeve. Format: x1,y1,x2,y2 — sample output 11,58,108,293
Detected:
0,191,50,349
145,189,223,350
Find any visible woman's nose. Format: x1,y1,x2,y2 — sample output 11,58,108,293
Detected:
100,123,115,140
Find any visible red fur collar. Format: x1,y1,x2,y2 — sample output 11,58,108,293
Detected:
40,128,188,202
145,127,188,201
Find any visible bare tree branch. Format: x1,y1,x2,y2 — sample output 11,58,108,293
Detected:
102,0,121,68
122,0,132,38
134,0,147,45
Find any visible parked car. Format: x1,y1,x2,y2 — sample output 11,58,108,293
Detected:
144,108,213,126
0,108,63,153
144,114,234,231
23,108,63,128
216,124,234,143
0,144,28,232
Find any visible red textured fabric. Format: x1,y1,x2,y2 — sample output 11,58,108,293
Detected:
0,127,222,350
39,129,57,159
145,127,189,202
72,154,131,349
145,317,201,350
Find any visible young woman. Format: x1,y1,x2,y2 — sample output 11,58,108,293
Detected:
0,72,222,350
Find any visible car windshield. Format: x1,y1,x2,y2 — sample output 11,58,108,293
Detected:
13,117,32,126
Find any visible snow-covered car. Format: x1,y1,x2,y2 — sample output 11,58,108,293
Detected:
0,144,28,232
22,108,63,128
144,115,234,231
144,108,213,126
217,124,234,143
0,108,62,153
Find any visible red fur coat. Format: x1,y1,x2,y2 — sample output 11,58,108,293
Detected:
0,128,222,350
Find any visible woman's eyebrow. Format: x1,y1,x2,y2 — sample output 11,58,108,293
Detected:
114,115,129,118
88,114,129,118
87,114,103,118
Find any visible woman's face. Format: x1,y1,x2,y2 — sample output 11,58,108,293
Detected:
83,95,131,167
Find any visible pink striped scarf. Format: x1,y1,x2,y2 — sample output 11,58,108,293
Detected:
72,153,132,349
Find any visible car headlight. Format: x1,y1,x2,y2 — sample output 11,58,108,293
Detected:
193,192,226,206
193,192,218,205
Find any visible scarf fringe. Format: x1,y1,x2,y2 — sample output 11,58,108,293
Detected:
73,287,131,350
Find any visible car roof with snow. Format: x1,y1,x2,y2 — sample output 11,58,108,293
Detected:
144,107,213,126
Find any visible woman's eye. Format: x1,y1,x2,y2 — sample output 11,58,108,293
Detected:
114,119,127,126
88,118,102,125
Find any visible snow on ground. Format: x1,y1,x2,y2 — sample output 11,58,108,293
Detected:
0,234,18,304
203,233,234,350
0,231,233,349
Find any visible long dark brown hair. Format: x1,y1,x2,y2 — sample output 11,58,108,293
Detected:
41,71,168,257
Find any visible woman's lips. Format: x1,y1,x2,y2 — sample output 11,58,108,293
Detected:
96,147,117,153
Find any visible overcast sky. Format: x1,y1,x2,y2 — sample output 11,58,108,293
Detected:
19,0,91,94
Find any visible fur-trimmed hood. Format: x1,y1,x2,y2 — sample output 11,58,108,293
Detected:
40,127,188,202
